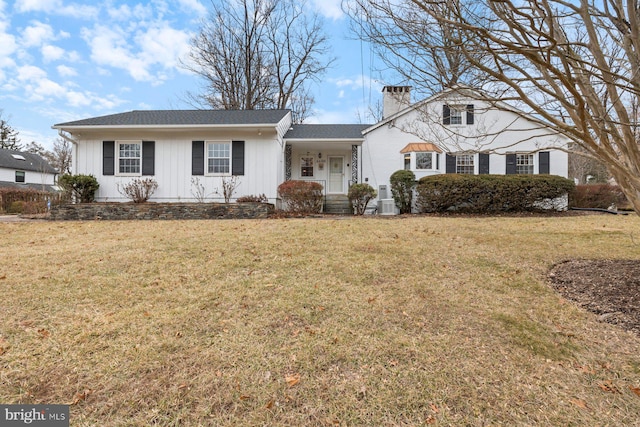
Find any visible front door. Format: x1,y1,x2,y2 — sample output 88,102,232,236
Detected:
328,156,344,193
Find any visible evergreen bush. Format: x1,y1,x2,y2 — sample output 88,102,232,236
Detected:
416,174,575,213
348,183,377,215
390,170,416,214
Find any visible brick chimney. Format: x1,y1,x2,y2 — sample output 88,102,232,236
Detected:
382,85,411,119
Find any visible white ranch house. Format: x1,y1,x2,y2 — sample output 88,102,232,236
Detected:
53,86,569,213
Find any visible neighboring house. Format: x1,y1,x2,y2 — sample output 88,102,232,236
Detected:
0,148,58,192
52,86,569,211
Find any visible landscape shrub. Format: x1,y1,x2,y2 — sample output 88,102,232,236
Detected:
390,170,416,214
416,174,575,213
570,184,627,209
8,200,25,214
237,194,269,203
348,183,377,215
58,174,100,203
117,178,158,203
277,180,323,214
0,188,53,212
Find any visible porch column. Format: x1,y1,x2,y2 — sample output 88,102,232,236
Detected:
285,144,292,181
351,145,358,184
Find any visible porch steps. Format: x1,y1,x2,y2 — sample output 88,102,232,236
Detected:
324,195,352,215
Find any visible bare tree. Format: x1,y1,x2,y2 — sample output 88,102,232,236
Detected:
47,138,73,174
184,0,333,123
0,109,21,150
345,0,640,213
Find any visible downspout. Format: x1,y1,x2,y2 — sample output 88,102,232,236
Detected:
57,129,78,175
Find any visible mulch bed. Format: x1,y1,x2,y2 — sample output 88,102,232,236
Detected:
549,259,640,336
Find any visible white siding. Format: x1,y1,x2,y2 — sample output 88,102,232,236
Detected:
73,130,282,202
362,98,569,200
0,167,55,186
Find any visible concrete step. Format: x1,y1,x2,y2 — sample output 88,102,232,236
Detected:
324,195,352,215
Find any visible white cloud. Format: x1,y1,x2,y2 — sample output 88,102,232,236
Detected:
15,0,99,19
56,64,76,77
42,44,65,62
177,0,207,16
21,21,55,47
82,21,192,83
311,0,343,20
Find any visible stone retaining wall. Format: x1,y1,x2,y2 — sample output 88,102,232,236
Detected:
50,202,274,220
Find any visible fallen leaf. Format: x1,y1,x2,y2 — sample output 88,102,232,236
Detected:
285,373,301,387
630,386,640,397
570,398,589,410
0,274,6,280
264,399,275,409
578,365,595,375
37,329,50,338
70,389,93,405
177,383,188,390
426,415,436,424
239,395,251,401
598,381,620,394
430,403,439,414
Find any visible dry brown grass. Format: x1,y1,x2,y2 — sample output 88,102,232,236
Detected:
1,215,640,426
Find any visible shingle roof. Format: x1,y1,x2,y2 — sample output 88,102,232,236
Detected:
0,181,58,192
284,124,370,140
53,109,291,127
0,149,57,174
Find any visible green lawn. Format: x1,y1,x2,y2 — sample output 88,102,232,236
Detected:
1,215,639,426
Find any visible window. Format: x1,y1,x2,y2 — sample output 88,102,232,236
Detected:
15,171,25,183
301,156,314,177
456,154,474,174
207,142,231,174
117,141,141,175
404,153,411,170
11,154,26,161
416,152,438,170
516,153,534,174
449,108,463,125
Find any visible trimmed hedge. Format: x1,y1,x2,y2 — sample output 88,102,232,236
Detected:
277,180,323,214
570,184,627,209
0,188,54,213
416,174,575,213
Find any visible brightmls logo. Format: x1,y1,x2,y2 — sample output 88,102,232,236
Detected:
0,405,68,426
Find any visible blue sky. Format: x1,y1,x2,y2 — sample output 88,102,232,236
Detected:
0,0,391,150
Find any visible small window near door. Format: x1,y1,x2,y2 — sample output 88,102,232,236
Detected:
301,156,314,177
15,171,25,183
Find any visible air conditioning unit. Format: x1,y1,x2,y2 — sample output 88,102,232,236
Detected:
378,185,389,199
378,199,397,215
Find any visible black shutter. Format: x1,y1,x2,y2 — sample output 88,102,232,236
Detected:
232,140,245,176
466,104,474,125
446,153,456,173
539,151,550,174
142,141,155,175
506,153,517,175
443,105,451,125
103,141,115,176
479,152,490,174
192,141,204,175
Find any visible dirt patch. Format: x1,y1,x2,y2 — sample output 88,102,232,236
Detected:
549,259,640,336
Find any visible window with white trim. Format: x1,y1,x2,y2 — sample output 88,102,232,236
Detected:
117,141,141,175
15,171,25,183
207,142,231,174
456,154,474,174
416,152,440,170
404,153,411,170
301,156,314,177
516,153,534,174
449,108,463,125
